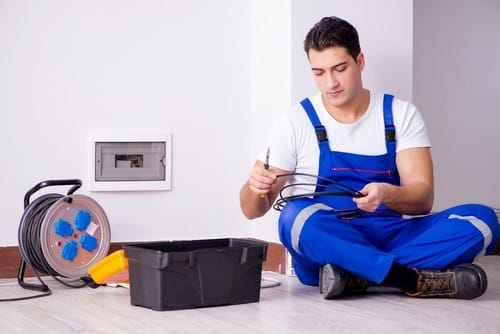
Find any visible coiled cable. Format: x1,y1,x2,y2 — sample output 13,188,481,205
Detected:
18,194,62,278
18,193,89,288
272,172,366,219
1,195,89,302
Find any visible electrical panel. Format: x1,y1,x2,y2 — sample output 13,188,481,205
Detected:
89,132,172,191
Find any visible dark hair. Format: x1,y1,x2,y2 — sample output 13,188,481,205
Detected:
304,16,361,60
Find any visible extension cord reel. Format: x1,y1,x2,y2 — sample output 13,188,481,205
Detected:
17,179,111,291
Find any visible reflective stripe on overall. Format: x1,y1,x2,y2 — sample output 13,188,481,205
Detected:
278,94,499,286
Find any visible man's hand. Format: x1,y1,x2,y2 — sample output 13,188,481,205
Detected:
353,182,387,212
240,161,291,220
247,161,277,198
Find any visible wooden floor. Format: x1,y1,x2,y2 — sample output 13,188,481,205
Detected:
1,256,499,333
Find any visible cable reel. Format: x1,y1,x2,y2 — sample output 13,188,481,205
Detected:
17,179,111,293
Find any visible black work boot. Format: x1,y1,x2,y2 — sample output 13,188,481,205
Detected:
407,263,488,299
319,264,371,299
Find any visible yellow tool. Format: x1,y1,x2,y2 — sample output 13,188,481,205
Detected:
87,249,129,285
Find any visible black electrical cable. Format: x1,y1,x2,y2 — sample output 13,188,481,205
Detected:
276,172,365,196
272,172,366,219
1,194,89,302
19,194,62,277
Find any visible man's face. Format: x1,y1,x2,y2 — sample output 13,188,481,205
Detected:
308,46,365,111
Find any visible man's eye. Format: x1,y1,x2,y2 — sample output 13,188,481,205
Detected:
313,71,323,76
336,66,347,72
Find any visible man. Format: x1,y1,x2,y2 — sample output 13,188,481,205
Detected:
240,16,499,299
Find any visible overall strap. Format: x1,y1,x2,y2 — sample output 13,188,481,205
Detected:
300,98,329,152
300,98,331,190
383,94,396,155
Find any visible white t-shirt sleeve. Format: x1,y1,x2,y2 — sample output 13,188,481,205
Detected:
259,112,296,171
392,97,431,152
258,103,321,174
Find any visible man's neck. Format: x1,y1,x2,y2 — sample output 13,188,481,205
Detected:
323,89,370,124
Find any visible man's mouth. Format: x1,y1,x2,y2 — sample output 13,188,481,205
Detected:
328,90,342,97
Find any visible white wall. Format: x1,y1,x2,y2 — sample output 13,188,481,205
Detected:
249,1,292,241
0,0,254,245
413,0,500,210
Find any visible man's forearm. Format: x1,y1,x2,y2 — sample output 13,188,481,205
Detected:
382,182,434,215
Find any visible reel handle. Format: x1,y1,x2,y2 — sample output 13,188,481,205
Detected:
23,179,82,209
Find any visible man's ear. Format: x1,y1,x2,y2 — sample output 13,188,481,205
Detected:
356,52,365,71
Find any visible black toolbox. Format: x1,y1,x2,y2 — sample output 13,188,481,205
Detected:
124,238,268,311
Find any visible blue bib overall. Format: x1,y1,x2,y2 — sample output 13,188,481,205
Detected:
278,95,499,286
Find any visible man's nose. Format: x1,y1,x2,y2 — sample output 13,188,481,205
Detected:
325,72,339,88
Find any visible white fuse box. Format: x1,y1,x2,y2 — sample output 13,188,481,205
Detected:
89,132,172,191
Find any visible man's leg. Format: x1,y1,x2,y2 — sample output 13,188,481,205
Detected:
284,201,495,299
377,204,497,299
387,204,499,269
279,198,393,298
278,197,394,284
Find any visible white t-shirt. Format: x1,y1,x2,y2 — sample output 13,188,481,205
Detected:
259,92,431,195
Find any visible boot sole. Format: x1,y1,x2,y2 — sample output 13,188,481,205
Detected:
458,263,488,299
319,264,347,299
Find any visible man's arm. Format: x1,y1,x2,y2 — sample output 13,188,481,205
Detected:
353,147,434,215
240,160,291,219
